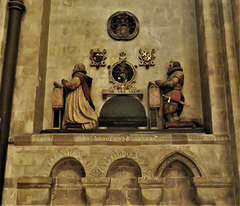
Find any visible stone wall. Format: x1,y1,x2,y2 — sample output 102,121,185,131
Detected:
4,0,204,135
10,0,43,135
2,133,235,205
42,0,202,131
1,0,239,205
231,0,240,74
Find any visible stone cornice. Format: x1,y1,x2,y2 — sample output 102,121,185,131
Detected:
138,177,234,188
10,133,231,146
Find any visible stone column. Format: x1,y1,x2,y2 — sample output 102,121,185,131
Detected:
196,0,228,134
0,0,25,203
231,0,240,73
138,178,164,206
220,0,240,204
82,177,110,206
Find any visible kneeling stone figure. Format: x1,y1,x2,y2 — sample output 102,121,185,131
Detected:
155,61,184,122
61,63,98,129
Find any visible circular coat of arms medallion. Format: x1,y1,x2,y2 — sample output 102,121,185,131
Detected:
107,11,139,41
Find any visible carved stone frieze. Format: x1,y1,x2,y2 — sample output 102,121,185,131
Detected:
12,133,230,146
40,148,93,176
89,167,105,177
98,149,152,177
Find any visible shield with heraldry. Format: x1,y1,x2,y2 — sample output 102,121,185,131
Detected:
90,49,107,67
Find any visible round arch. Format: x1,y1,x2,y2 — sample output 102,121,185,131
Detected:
107,157,142,177
98,149,152,177
40,148,93,177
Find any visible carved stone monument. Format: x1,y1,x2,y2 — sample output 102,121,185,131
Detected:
53,63,98,129
100,52,146,128
155,61,184,122
154,61,195,128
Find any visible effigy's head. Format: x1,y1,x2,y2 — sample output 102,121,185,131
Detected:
72,63,87,74
167,61,182,75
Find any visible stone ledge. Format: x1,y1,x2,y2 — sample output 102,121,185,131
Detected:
81,177,110,187
17,176,52,188
138,177,233,188
193,177,234,187
138,177,165,188
10,133,230,146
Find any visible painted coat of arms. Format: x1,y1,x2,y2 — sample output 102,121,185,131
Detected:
139,49,156,67
90,49,107,68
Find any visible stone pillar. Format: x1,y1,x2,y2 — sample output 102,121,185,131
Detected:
138,178,163,206
0,0,25,203
196,0,228,134
82,177,110,206
220,0,240,204
231,0,240,74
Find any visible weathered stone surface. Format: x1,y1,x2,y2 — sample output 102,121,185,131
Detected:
1,0,239,205
2,133,235,205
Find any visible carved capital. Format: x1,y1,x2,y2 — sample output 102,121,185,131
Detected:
141,188,163,206
8,0,26,13
138,177,164,205
82,177,110,206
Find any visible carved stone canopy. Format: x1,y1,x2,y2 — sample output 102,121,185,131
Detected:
107,11,139,41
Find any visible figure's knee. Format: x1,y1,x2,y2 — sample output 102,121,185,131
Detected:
82,121,97,129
